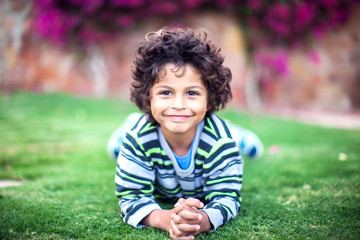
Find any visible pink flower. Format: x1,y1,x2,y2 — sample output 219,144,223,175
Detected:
329,8,349,26
215,0,236,8
247,0,262,11
110,0,145,8
149,1,179,14
184,0,208,9
265,3,291,36
34,10,67,45
312,24,327,39
34,0,54,8
81,0,104,14
115,15,134,27
254,51,289,77
272,52,289,76
294,2,315,31
308,51,321,65
318,0,338,8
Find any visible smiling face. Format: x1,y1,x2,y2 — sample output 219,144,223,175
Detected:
150,63,208,141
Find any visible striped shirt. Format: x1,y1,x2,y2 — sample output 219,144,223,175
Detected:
115,114,243,230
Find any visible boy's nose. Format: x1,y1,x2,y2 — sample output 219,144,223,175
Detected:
171,95,186,109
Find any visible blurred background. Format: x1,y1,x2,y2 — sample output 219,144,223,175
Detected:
1,0,359,127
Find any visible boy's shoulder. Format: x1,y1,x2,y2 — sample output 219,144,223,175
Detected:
129,114,158,138
202,114,232,141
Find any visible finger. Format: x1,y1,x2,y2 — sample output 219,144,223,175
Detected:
170,228,193,240
184,198,204,209
174,204,185,214
176,235,195,240
169,228,177,240
174,204,198,216
171,220,197,239
170,228,194,240
177,210,202,222
169,228,175,239
170,219,183,237
172,213,200,225
174,198,186,207
177,222,201,233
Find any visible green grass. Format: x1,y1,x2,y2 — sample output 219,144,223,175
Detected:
1,93,359,239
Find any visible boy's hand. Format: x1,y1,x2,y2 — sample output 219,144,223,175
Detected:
169,198,211,239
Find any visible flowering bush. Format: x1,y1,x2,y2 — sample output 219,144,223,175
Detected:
32,0,356,48
240,0,356,47
32,0,214,47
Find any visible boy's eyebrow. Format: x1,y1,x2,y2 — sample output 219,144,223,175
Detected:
186,85,206,91
154,85,205,90
153,85,172,89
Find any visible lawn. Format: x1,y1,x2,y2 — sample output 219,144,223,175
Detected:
0,93,359,239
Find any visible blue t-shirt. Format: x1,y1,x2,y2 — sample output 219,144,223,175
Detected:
174,140,195,170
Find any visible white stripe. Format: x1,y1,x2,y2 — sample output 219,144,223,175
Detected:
212,115,227,138
200,132,217,146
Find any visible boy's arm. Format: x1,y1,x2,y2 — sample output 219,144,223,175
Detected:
115,164,161,227
202,138,243,230
115,132,161,228
140,209,175,231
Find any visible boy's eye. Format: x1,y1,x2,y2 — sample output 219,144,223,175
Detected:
160,91,172,95
187,91,199,96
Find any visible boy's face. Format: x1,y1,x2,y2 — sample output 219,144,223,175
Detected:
150,63,208,140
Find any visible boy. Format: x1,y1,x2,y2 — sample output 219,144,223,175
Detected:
115,27,244,239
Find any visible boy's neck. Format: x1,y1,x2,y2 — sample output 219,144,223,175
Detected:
161,127,196,157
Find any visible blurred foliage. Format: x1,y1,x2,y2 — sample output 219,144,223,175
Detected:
31,0,357,50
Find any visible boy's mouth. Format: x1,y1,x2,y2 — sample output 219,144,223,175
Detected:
166,115,192,122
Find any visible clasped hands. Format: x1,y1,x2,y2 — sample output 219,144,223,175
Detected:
169,198,211,240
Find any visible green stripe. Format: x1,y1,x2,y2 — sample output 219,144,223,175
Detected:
158,185,181,194
207,138,234,158
211,203,233,217
127,131,145,151
207,176,242,185
197,148,208,158
204,118,218,138
139,188,153,195
152,158,173,166
125,131,146,156
222,204,233,217
117,168,154,194
205,191,238,201
204,149,239,170
145,147,167,157
115,190,138,199
145,148,172,166
183,187,203,195
195,159,203,166
140,122,156,134
115,190,132,196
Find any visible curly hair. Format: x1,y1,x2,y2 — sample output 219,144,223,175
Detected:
130,27,232,122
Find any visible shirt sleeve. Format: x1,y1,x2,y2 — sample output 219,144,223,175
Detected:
115,130,161,228
201,138,243,230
